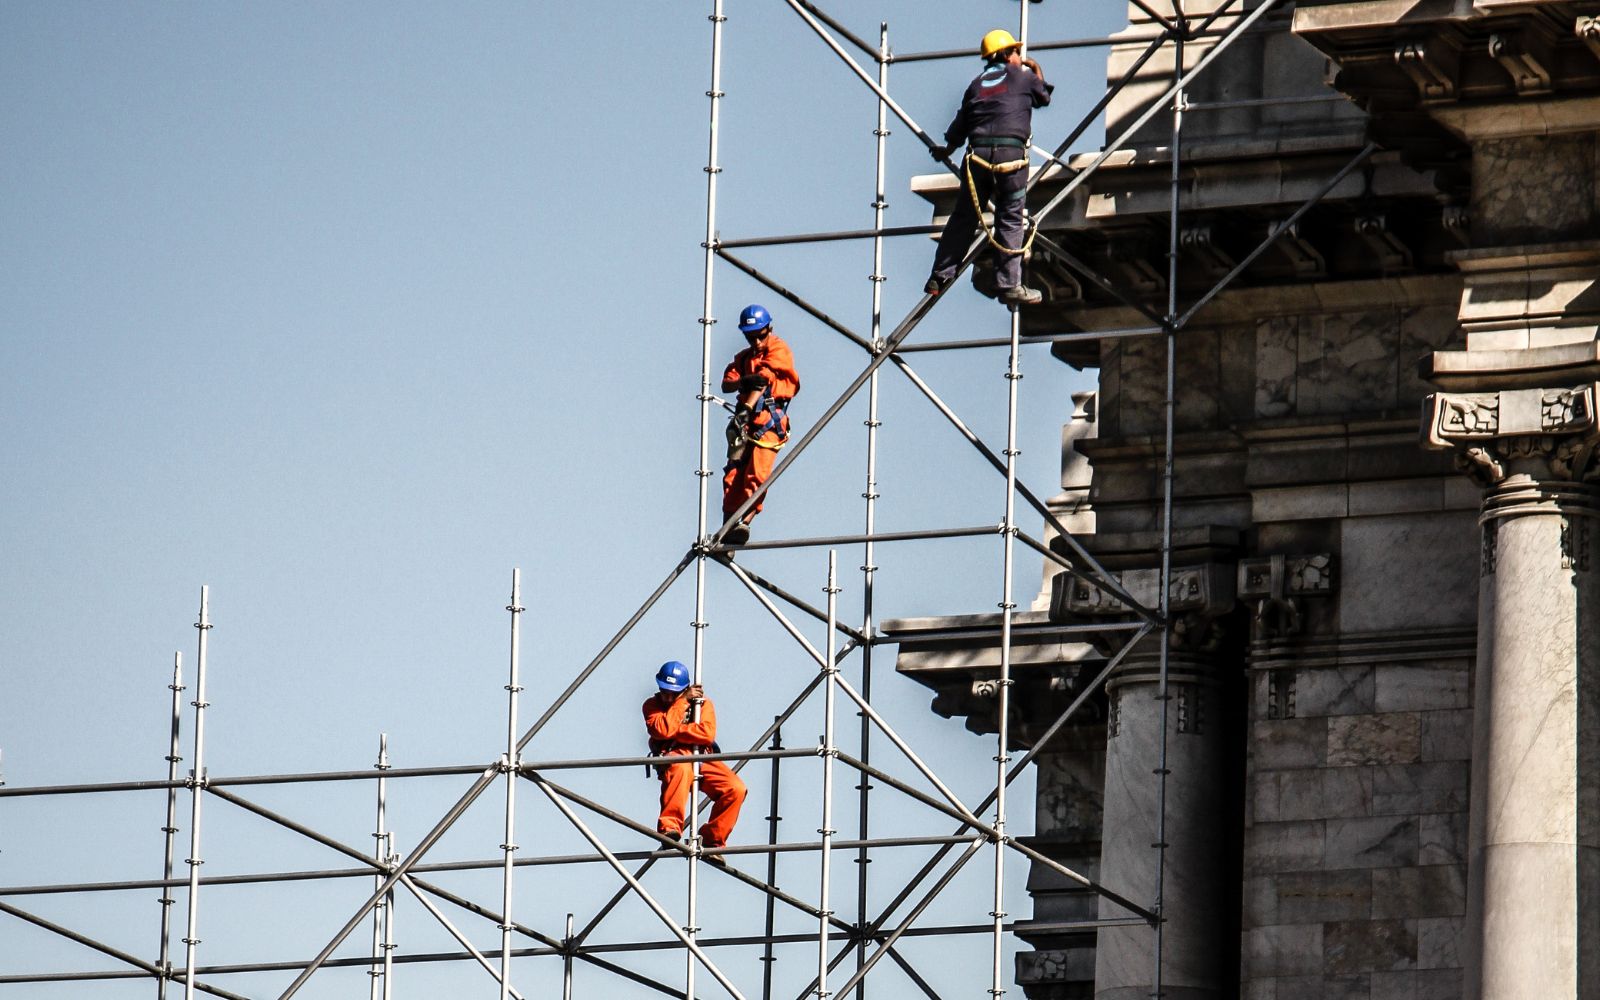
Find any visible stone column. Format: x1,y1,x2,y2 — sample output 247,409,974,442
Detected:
1423,383,1600,1000
1079,563,1235,1000
1095,643,1230,1000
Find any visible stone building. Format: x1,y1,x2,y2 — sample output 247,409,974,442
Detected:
892,0,1599,997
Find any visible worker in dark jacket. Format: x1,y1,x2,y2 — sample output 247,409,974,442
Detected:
924,29,1053,307
644,660,746,856
720,304,800,545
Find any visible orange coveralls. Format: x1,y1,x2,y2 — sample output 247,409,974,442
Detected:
721,334,801,523
642,693,747,847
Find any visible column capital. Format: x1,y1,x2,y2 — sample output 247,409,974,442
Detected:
1422,382,1600,486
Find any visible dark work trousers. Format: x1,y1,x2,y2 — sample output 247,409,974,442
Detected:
929,144,1029,290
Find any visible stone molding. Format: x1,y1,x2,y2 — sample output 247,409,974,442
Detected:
1422,382,1600,485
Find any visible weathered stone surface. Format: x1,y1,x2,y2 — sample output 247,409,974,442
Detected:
1339,513,1480,632
1370,761,1468,815
1369,865,1466,919
1275,869,1373,924
1473,134,1597,244
1369,968,1462,1000
1254,717,1329,769
1256,766,1373,823
1417,811,1467,867
1245,923,1325,978
1294,666,1376,717
1326,713,1421,766
1325,816,1418,870
1416,916,1464,970
1418,708,1472,762
1247,819,1328,873
1299,311,1399,416
1323,920,1416,974
1372,663,1470,713
1257,315,1299,418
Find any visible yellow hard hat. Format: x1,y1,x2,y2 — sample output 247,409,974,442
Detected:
980,28,1021,59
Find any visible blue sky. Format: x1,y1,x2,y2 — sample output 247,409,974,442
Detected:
1,3,1126,997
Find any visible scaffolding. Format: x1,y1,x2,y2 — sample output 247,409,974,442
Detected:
0,2,1378,997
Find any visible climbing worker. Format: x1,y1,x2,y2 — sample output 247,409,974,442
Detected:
923,28,1053,308
720,303,800,545
643,660,746,861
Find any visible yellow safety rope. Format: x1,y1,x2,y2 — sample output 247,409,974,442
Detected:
965,152,1039,257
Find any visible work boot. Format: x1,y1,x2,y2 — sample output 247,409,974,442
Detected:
702,852,729,869
997,284,1043,307
724,521,751,546
924,274,951,296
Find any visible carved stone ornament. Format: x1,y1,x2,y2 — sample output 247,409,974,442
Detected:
1066,564,1235,619
1237,553,1336,638
1423,384,1600,486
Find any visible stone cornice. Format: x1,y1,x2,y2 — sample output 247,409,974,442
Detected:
1423,340,1600,389
1294,0,1600,147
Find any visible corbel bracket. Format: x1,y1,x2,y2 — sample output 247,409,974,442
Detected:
1354,213,1413,272
1271,220,1326,277
1394,40,1458,103
1180,225,1235,278
1488,30,1553,96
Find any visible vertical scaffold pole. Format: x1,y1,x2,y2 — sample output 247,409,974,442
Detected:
382,832,396,1000
181,586,212,1000
817,552,841,999
689,6,726,998
989,6,1031,992
500,569,525,1000
156,652,184,1000
855,21,889,996
1154,13,1187,1000
761,719,784,1000
562,912,575,1000
368,734,390,1000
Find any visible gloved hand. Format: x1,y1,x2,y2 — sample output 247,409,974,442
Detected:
733,402,753,426
929,143,951,161
737,373,767,394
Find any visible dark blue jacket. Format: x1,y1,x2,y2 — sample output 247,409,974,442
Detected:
942,61,1053,146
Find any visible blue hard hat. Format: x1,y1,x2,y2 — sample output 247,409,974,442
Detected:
738,304,773,334
655,660,691,692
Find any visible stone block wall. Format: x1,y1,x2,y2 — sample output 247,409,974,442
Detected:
1241,656,1472,998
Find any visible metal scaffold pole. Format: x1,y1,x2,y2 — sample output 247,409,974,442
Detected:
689,3,726,996
817,552,841,999
182,586,212,1000
1154,10,1187,998
856,20,889,995
368,734,392,1000
157,652,184,1000
761,719,784,1000
500,569,525,1000
562,913,575,1000
988,5,1031,992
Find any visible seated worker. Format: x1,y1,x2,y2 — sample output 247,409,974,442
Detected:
924,29,1053,308
721,304,800,546
643,660,746,860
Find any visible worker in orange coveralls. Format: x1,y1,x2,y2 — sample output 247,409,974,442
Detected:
721,303,800,546
643,660,746,860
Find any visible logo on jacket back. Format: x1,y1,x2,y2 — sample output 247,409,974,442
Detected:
972,66,1011,94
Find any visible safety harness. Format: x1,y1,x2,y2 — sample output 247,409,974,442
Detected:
647,739,723,778
964,138,1039,257
744,390,790,450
